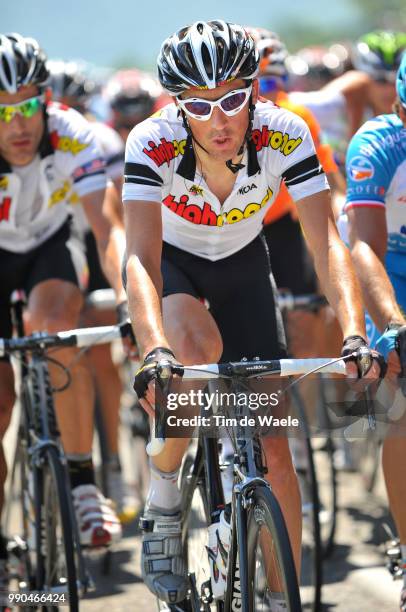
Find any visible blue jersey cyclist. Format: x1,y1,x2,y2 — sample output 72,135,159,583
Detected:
344,52,406,611
123,20,383,606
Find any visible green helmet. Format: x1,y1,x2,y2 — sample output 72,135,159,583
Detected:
353,30,406,82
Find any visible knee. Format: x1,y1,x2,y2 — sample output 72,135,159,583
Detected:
174,328,223,365
29,306,80,334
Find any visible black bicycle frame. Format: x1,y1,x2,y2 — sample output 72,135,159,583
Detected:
9,295,89,596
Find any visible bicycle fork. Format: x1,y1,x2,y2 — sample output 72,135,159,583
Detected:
224,490,248,612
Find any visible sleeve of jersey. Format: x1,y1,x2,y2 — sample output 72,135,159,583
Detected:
122,122,164,203
279,114,329,201
69,122,107,198
105,151,124,181
345,132,391,210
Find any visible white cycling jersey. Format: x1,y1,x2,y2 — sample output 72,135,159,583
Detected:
123,100,328,261
289,89,348,160
0,102,107,253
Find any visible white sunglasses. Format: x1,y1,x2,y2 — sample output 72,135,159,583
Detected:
176,85,252,121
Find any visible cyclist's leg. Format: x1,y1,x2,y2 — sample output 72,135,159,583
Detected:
380,262,406,592
0,302,16,514
210,235,302,576
28,279,95,451
0,360,13,587
81,230,122,459
0,264,24,583
80,230,132,520
25,224,121,546
264,214,319,359
156,293,223,470
0,363,15,514
140,250,223,603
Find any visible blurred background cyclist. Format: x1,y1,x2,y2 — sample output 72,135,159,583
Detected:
289,30,406,169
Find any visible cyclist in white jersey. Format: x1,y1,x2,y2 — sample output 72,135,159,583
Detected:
290,31,406,169
0,34,124,561
46,60,138,523
343,53,406,611
122,20,383,605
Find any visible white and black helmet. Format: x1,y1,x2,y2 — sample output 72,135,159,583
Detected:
0,33,49,94
157,20,259,95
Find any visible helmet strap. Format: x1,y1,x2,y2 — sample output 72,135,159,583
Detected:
179,108,192,136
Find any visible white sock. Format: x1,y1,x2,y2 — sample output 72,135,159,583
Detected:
145,462,181,514
401,544,406,586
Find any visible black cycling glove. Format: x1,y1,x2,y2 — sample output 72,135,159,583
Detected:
341,335,386,378
133,347,181,399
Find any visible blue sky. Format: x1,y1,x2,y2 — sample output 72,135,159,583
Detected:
4,0,357,70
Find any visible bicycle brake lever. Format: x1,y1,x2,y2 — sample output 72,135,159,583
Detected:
356,346,373,378
145,361,175,457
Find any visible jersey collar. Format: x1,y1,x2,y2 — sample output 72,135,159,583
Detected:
176,135,260,181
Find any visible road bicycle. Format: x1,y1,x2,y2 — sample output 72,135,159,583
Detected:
2,294,129,610
145,354,347,612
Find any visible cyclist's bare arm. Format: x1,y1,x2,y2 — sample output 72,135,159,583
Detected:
105,178,125,226
81,184,127,304
124,199,170,358
112,176,124,204
101,182,127,281
295,189,366,339
326,170,346,221
347,207,405,331
103,181,124,227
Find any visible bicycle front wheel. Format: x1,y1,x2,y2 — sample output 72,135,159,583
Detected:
247,485,301,612
38,446,79,611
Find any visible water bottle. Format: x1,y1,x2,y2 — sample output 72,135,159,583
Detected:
207,504,231,599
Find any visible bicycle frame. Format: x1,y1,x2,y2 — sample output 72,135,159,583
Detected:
6,295,90,596
183,381,277,612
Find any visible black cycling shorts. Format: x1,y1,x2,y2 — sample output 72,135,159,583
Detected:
84,231,109,294
161,235,287,362
263,213,318,295
0,220,86,356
